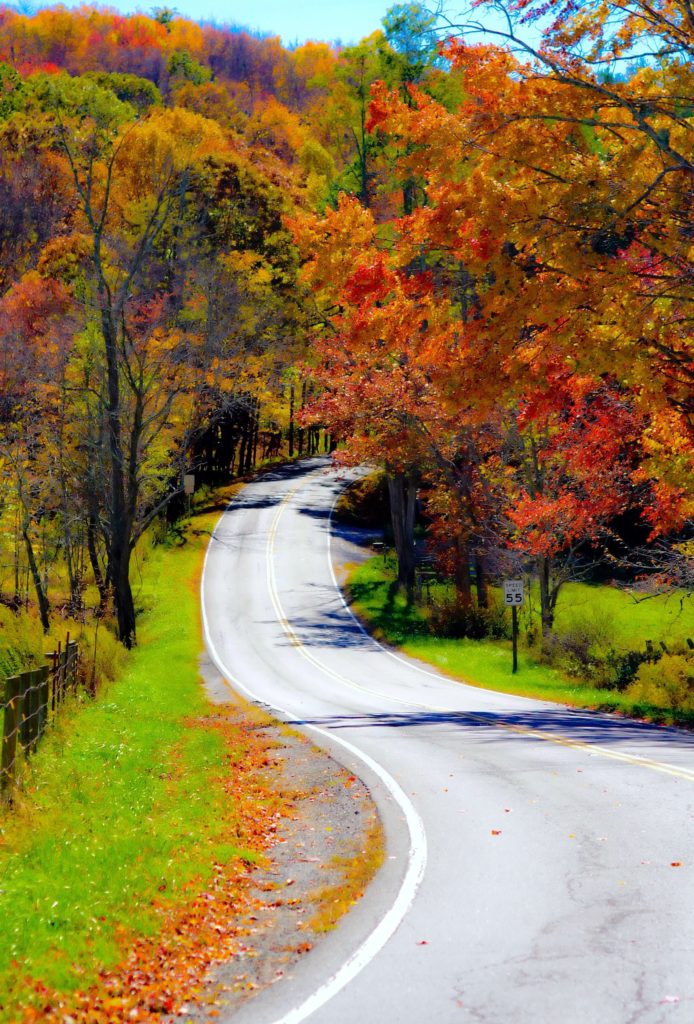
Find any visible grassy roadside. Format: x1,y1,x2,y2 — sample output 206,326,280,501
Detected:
347,556,694,725
0,489,282,1022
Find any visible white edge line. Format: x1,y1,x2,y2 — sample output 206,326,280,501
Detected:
199,476,428,1024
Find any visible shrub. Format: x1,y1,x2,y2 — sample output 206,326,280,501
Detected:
602,648,653,691
542,611,616,680
626,653,694,713
428,596,510,640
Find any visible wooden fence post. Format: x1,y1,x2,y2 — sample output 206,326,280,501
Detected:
57,640,64,705
38,666,49,741
28,670,38,752
1,675,22,798
18,670,33,751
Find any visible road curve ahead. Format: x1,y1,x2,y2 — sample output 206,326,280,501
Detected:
201,459,694,1024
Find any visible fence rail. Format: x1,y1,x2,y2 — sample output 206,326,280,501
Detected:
1,635,79,800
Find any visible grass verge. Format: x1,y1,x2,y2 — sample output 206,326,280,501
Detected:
347,556,694,726
0,490,281,1022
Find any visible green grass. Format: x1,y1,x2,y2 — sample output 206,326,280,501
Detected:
551,580,693,648
0,513,257,1020
348,556,694,718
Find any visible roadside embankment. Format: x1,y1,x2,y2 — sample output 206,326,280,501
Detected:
0,486,382,1024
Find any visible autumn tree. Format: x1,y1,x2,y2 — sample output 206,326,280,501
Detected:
26,74,232,645
293,0,692,617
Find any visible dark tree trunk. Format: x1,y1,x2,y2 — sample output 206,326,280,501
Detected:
387,471,417,594
243,404,254,474
22,525,50,633
237,418,248,476
288,384,295,457
475,552,489,608
101,300,137,648
297,381,307,456
538,555,554,636
251,400,259,469
454,536,472,608
87,513,108,614
112,538,136,647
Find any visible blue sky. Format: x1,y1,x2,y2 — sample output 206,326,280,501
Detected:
60,0,399,45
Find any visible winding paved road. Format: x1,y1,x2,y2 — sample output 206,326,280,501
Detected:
201,459,694,1024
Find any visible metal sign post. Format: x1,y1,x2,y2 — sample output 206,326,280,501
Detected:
503,580,524,674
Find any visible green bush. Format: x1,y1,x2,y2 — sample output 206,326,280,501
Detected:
626,652,694,713
541,610,616,680
428,595,510,640
602,648,653,691
538,612,661,691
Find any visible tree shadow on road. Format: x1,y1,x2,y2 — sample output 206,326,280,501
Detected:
291,708,694,751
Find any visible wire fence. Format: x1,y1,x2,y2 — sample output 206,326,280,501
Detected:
1,635,79,801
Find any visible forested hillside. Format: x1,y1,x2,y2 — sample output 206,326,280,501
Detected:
0,0,691,652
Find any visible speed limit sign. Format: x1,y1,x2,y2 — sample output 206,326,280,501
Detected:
504,579,524,605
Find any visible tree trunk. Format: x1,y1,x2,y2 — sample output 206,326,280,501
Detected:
237,418,248,477
101,303,137,647
251,399,259,468
243,404,254,474
538,555,554,635
288,384,295,458
297,381,307,456
455,536,472,607
13,509,21,609
87,513,108,614
22,524,50,633
387,472,417,594
475,552,489,608
112,535,136,647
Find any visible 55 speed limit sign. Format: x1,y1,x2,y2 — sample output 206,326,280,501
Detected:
503,579,524,605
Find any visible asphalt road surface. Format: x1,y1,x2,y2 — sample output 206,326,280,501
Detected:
201,459,694,1024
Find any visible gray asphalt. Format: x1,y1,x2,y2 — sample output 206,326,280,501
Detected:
201,459,694,1024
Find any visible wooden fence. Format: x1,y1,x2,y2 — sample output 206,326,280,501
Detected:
1,635,79,800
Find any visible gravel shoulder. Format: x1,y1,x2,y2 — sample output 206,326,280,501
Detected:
190,646,382,1023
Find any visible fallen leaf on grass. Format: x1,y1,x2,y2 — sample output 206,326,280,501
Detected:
17,713,297,1024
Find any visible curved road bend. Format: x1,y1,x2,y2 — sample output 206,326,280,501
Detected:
201,459,694,1024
